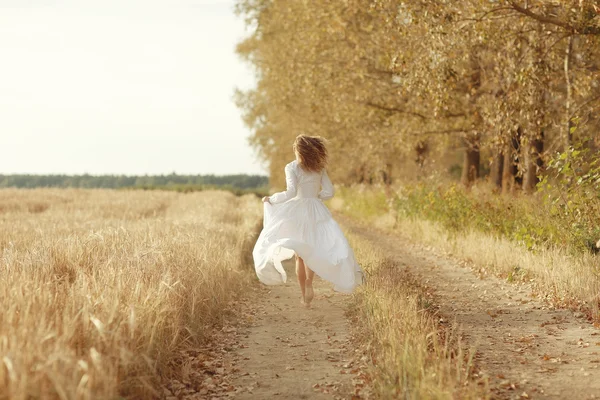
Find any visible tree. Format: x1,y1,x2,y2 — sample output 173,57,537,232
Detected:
235,0,600,192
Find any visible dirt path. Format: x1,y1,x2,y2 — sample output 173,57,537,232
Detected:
168,215,600,399
222,260,362,400
340,215,600,400
165,261,364,400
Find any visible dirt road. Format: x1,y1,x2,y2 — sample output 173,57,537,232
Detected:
169,216,600,400
225,260,360,399
164,258,362,400
341,216,600,400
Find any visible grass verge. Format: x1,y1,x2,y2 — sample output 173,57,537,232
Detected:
334,185,600,320
348,234,489,399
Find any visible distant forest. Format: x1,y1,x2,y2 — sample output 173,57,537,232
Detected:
0,174,269,191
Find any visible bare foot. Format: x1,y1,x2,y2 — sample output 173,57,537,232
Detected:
300,298,310,308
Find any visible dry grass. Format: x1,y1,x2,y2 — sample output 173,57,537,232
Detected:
334,187,600,319
375,216,600,317
0,189,261,399
348,234,489,399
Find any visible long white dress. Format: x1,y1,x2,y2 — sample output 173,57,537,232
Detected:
252,160,364,293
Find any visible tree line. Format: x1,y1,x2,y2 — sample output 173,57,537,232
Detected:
235,0,600,193
0,174,269,190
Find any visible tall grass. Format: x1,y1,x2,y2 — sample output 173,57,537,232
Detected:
336,185,600,318
349,235,488,399
0,189,261,399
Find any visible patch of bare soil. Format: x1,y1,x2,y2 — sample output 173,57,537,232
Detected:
226,265,364,400
340,215,600,400
166,260,368,400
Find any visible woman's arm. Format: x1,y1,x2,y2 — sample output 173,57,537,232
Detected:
268,163,298,204
318,169,334,201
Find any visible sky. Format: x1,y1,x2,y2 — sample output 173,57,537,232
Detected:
0,0,265,176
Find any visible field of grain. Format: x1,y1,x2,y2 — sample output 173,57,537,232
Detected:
0,189,262,399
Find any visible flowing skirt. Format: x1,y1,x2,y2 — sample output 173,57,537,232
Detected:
252,197,364,293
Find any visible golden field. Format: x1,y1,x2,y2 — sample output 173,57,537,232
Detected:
0,189,261,399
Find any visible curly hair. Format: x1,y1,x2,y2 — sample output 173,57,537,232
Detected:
293,134,328,172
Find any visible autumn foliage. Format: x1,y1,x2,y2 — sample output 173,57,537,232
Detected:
235,0,600,191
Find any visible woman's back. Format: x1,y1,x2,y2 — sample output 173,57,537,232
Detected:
295,161,323,199
269,160,334,204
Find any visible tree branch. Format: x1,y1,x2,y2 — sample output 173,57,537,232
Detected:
508,1,600,35
366,99,468,122
540,33,572,60
571,95,600,117
365,101,428,120
410,129,469,136
458,6,514,24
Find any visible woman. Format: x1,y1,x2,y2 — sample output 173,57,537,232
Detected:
252,134,364,307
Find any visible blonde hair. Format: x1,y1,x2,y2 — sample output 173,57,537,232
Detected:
293,134,328,172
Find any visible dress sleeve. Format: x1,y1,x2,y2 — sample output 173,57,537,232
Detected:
269,163,298,204
318,169,335,201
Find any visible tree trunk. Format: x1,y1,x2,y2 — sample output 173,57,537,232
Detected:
564,36,574,149
461,134,480,186
502,146,517,194
380,162,393,186
354,164,365,184
523,131,545,193
490,150,504,191
502,127,521,194
415,140,428,168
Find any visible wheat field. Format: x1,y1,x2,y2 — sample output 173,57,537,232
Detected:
0,189,262,399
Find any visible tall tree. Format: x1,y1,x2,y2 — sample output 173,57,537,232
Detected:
235,0,600,191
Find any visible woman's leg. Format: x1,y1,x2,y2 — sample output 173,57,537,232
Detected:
304,263,315,304
296,256,307,303
305,265,315,287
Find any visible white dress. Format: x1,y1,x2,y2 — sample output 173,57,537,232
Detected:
252,160,364,293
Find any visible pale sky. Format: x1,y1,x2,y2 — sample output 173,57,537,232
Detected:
0,0,265,176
